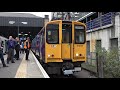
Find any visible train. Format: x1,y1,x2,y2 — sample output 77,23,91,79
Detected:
31,20,86,75
0,36,8,55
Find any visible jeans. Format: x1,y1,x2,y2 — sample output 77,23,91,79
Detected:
15,50,19,59
7,48,14,63
25,49,29,60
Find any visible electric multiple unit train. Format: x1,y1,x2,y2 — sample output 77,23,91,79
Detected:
31,20,86,75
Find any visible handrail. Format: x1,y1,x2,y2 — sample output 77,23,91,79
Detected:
85,12,113,30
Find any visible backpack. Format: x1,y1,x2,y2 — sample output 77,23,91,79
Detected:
15,41,20,50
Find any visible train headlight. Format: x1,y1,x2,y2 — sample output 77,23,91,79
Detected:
76,53,79,56
48,55,50,57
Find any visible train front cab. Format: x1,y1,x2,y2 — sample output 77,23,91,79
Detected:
45,20,86,75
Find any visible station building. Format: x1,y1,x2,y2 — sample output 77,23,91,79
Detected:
76,12,120,59
0,12,49,41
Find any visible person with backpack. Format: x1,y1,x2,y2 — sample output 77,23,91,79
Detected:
6,36,16,64
20,41,24,54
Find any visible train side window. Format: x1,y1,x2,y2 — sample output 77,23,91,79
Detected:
74,25,86,44
46,24,59,44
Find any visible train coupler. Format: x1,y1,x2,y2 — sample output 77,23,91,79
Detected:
63,67,81,75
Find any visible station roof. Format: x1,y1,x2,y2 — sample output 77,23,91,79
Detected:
0,12,41,18
0,12,44,27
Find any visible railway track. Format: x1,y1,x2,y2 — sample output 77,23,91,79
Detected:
49,74,76,78
32,51,97,78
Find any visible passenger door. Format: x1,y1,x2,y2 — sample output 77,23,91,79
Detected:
61,23,72,60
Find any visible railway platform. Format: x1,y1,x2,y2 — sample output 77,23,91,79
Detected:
0,50,49,78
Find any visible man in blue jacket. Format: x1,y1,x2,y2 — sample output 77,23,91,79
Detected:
6,36,16,64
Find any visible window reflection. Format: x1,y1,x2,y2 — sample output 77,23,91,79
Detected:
46,24,59,44
62,24,72,43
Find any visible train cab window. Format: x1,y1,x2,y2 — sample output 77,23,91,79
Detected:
62,24,72,43
46,24,59,44
75,25,85,44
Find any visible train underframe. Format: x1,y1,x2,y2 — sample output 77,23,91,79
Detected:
41,60,84,75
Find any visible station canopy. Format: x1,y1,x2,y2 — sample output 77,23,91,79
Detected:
0,12,44,27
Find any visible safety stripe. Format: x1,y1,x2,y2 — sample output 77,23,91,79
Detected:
15,55,27,78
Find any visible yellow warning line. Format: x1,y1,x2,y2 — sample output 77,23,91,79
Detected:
15,55,27,78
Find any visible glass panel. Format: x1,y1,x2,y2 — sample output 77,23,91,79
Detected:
62,24,72,43
46,24,59,44
75,25,85,44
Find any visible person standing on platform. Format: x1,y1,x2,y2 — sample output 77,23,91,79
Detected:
20,41,24,54
24,37,31,60
15,37,20,60
0,38,8,67
6,36,16,64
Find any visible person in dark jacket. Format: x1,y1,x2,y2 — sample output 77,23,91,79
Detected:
6,36,16,64
14,37,20,60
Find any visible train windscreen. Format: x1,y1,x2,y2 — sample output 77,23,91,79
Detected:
46,24,59,44
74,25,85,44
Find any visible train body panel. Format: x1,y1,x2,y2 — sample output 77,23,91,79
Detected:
46,44,62,62
73,44,86,61
0,36,8,54
61,44,71,59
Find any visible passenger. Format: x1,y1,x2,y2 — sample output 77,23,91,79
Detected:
19,42,22,54
25,37,31,48
14,37,20,60
24,37,31,60
6,36,16,64
20,41,24,54
19,41,21,54
0,38,8,67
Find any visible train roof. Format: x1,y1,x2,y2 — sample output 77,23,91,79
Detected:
49,20,84,23
50,20,72,22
